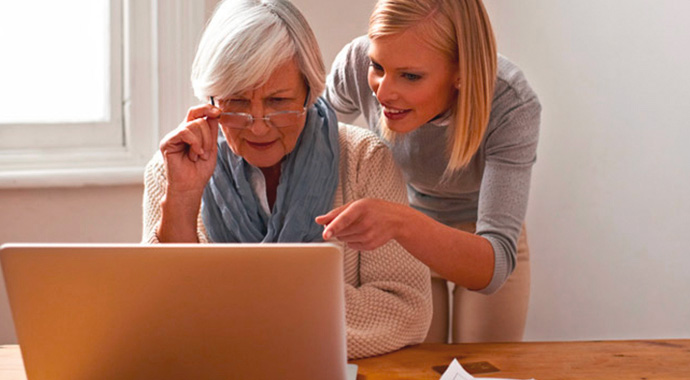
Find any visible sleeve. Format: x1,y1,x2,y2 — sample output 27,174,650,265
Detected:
476,90,541,294
141,152,210,244
339,126,433,359
325,36,370,124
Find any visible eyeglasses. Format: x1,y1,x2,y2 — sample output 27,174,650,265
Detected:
210,88,310,130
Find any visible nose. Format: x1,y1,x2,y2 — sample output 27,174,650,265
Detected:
372,74,398,104
247,116,271,136
246,104,271,136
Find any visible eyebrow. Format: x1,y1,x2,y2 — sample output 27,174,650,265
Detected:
369,57,425,73
226,88,296,100
265,88,295,97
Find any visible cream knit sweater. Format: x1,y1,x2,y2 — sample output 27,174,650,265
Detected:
142,123,432,359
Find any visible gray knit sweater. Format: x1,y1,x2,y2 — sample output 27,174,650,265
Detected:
325,36,541,294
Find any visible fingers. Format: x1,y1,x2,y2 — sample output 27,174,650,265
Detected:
206,116,220,157
189,104,221,160
319,202,360,240
178,126,205,161
318,199,397,251
161,103,223,161
186,103,221,122
197,118,213,161
315,204,349,225
161,118,216,162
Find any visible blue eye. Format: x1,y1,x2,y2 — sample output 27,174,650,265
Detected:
369,60,383,72
402,73,422,81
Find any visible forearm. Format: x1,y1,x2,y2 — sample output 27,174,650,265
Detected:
344,282,429,359
394,206,494,290
156,190,203,243
344,239,431,359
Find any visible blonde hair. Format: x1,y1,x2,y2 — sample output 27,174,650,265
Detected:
191,0,325,105
369,0,497,172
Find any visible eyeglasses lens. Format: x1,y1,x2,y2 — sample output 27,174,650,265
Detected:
219,111,303,129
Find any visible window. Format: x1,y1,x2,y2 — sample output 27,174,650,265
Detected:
0,0,122,150
0,0,208,188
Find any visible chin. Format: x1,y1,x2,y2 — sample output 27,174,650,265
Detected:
381,117,417,135
239,145,284,168
247,158,282,168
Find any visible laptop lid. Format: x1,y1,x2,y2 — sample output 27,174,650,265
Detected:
1,243,348,380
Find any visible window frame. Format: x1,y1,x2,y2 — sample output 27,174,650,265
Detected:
0,0,209,189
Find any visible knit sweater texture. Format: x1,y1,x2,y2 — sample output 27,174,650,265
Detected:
326,36,541,294
142,123,433,359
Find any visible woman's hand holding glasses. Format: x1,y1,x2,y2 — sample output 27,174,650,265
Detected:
159,104,221,197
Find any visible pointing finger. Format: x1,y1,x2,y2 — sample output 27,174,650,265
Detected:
322,205,360,240
315,203,349,226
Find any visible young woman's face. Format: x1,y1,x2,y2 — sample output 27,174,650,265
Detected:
368,27,459,133
216,60,308,169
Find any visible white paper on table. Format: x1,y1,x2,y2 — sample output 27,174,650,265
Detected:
439,359,535,380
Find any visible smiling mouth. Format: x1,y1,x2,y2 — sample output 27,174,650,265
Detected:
246,140,276,150
382,105,411,120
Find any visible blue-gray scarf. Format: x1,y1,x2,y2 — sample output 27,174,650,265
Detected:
201,97,339,243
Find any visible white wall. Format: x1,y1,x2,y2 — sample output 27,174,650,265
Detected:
300,0,690,341
483,0,690,340
2,0,689,344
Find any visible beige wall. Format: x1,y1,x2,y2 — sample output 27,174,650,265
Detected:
0,185,144,343
0,185,143,244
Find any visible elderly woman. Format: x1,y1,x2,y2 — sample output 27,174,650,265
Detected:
141,0,431,359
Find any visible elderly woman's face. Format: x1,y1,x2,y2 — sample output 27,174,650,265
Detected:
217,60,308,169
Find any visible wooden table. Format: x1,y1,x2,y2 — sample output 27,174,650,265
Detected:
1,340,689,379
350,340,690,379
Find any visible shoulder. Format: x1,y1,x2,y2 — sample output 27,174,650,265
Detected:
494,55,541,107
336,123,406,203
337,122,389,161
487,55,542,137
333,35,371,72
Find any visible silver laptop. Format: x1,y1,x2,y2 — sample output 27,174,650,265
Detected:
1,243,356,380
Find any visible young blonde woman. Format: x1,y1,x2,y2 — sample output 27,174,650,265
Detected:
317,0,540,343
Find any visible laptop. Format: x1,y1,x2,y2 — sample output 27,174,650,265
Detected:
1,243,357,380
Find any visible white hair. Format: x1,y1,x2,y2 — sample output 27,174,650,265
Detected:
191,0,325,105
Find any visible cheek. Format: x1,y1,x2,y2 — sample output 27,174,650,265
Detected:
221,128,242,154
279,125,305,154
420,81,455,108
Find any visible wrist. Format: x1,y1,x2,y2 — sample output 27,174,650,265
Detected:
160,192,202,221
164,183,206,199
157,192,202,243
392,202,414,243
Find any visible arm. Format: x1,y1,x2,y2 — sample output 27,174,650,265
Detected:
320,198,494,290
334,125,432,359
141,153,211,244
325,36,372,124
142,104,220,243
319,91,541,293
475,90,541,293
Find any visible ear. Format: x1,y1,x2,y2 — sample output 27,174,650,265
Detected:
452,71,461,89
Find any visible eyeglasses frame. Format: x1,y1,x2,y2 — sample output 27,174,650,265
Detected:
209,87,310,129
